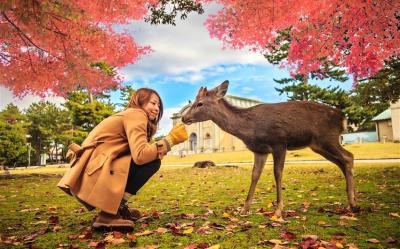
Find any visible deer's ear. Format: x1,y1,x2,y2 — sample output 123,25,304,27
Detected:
216,80,229,98
196,86,207,99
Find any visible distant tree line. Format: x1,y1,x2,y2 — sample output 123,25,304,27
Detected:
265,28,400,131
1,53,399,167
0,87,135,167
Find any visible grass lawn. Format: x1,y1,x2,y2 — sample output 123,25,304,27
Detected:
1,162,399,248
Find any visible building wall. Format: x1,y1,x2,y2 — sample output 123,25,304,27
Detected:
341,131,378,144
170,96,262,155
390,101,400,142
170,120,248,155
376,120,393,142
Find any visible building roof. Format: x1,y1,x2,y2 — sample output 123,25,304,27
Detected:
172,95,264,119
225,95,263,108
372,109,391,121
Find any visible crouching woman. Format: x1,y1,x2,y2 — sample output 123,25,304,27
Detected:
57,88,188,229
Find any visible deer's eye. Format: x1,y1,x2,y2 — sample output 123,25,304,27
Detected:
196,102,203,108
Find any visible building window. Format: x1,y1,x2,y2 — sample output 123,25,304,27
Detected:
205,133,211,139
189,133,197,151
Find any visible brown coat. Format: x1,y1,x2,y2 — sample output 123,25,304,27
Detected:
57,108,168,214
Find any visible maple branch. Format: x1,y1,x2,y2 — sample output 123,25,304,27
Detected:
0,53,12,63
0,53,28,63
16,31,36,73
1,11,48,54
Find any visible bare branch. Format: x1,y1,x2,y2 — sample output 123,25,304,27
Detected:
1,11,48,53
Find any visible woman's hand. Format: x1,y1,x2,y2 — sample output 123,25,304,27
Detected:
165,123,188,146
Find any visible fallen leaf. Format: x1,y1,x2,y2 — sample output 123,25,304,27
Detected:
280,231,296,240
206,245,220,249
68,234,79,240
335,242,344,248
78,229,92,240
152,210,160,219
300,237,318,249
222,212,230,218
155,227,168,234
197,226,212,235
271,215,285,222
285,210,298,217
389,212,400,218
52,225,62,232
302,235,319,241
110,238,125,245
385,237,397,243
229,217,240,222
89,241,106,249
184,244,198,249
49,215,59,225
134,230,153,236
112,231,124,239
183,227,194,234
138,245,159,249
339,216,358,221
31,221,47,225
272,245,289,249
269,239,283,245
263,211,275,217
366,238,380,244
346,243,359,249
210,223,225,230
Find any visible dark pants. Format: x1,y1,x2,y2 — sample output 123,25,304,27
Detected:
125,159,161,195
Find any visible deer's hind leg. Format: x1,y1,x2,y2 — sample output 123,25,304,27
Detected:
272,144,287,217
310,139,357,211
241,153,268,215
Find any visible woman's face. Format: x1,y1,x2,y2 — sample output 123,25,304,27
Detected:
143,93,160,121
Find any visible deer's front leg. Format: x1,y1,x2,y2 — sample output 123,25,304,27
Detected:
272,145,287,217
241,153,267,215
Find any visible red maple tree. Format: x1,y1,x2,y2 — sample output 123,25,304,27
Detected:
0,0,155,97
205,0,400,82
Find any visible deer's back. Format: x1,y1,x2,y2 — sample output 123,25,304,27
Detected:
243,101,345,152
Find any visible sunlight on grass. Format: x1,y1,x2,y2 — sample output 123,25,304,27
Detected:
0,162,399,248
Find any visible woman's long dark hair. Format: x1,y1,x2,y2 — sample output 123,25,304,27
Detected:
127,88,163,140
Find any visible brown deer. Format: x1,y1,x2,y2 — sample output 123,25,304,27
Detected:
181,80,357,216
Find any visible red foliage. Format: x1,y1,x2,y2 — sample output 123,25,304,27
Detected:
205,0,400,82
0,0,154,97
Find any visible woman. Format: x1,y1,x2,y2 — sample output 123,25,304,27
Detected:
58,88,188,229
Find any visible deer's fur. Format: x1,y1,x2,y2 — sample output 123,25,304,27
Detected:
182,80,357,216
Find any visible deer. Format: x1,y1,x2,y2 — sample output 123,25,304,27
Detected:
181,80,358,216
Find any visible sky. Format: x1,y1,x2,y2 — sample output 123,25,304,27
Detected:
0,4,352,136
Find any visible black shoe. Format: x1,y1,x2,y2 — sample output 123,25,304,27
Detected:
118,199,142,221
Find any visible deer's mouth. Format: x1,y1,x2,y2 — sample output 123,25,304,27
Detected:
181,117,193,125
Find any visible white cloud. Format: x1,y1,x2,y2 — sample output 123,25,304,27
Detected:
241,86,254,94
0,86,65,111
118,4,267,82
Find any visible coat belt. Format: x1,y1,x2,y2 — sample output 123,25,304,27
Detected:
67,140,104,166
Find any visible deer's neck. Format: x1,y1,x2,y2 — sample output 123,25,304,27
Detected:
210,99,250,139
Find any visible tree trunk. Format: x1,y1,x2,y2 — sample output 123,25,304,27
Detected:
303,74,309,101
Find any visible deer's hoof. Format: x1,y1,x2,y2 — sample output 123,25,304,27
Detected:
274,209,283,217
350,205,360,213
240,207,249,215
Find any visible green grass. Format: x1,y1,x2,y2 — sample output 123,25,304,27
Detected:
162,142,400,165
1,162,399,248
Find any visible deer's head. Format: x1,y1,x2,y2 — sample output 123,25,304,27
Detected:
181,80,229,125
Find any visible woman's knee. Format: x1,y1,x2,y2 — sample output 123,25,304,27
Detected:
150,159,161,171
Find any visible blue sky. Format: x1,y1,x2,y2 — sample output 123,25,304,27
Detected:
0,4,352,136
